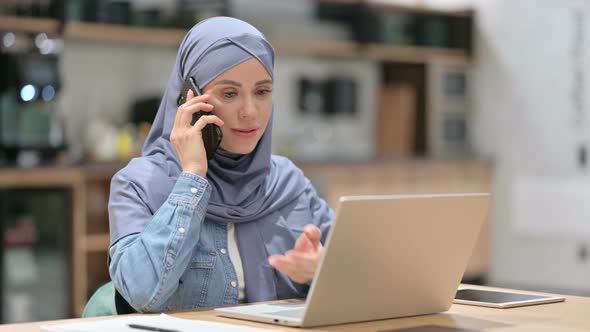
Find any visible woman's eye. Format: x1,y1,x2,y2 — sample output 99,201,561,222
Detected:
223,91,237,98
256,89,272,96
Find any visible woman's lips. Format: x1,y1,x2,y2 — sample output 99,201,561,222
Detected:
231,127,259,138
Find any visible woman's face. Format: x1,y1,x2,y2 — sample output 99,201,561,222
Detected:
203,58,273,155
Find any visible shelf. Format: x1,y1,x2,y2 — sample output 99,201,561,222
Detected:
0,167,82,188
367,1,473,17
62,22,362,57
84,234,110,252
318,0,473,17
0,163,125,188
364,43,470,64
269,40,471,64
64,22,186,47
318,0,364,4
60,23,469,64
0,15,60,34
2,20,470,64
272,39,360,58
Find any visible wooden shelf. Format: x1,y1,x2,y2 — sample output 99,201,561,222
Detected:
274,40,471,64
0,163,126,188
318,0,364,4
272,39,360,58
62,23,360,58
368,1,473,17
60,22,470,64
64,22,186,47
318,0,473,17
364,43,470,64
23,21,472,65
0,15,60,34
0,167,82,188
84,234,110,252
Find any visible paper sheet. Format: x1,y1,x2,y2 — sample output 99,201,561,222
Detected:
42,313,280,332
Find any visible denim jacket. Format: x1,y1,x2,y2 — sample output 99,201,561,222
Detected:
109,172,333,312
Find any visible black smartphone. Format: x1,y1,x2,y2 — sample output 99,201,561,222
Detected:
177,76,223,160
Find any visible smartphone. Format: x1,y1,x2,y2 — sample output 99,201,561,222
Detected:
177,76,223,160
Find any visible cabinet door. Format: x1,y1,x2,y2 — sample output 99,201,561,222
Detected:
0,189,71,323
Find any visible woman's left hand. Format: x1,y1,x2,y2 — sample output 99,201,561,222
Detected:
268,224,322,284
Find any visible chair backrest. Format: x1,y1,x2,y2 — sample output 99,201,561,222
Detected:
82,281,118,317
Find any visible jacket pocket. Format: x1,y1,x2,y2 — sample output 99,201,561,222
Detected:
190,247,216,269
186,246,217,307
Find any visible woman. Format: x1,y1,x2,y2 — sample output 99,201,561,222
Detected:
107,17,333,313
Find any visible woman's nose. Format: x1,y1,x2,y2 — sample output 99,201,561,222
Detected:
239,97,257,120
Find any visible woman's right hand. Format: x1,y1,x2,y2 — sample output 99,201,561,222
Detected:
170,89,224,177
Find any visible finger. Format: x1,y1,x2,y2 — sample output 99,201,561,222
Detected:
191,114,225,132
179,102,214,128
177,93,210,126
286,250,319,269
304,224,322,250
186,88,194,101
304,224,321,242
268,256,297,276
184,91,210,107
294,231,313,252
286,250,308,260
173,90,194,129
270,255,314,284
271,254,301,271
183,102,214,114
280,253,316,284
268,255,283,267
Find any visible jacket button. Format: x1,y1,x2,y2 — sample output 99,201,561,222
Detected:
220,248,227,255
190,187,198,194
231,281,237,288
178,227,185,234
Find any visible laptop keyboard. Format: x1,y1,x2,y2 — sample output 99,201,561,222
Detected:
263,307,305,318
267,302,305,308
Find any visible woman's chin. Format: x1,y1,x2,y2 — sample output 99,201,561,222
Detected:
220,144,256,155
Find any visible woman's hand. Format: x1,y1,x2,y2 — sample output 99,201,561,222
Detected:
170,89,224,177
268,224,323,284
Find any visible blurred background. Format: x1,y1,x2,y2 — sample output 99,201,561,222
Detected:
0,0,588,324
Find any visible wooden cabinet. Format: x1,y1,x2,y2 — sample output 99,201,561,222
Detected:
0,164,122,317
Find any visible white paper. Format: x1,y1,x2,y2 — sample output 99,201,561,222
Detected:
42,313,280,332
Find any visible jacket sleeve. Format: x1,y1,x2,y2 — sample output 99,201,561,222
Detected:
108,172,211,312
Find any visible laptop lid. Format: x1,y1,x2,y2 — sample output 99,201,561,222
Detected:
300,193,490,327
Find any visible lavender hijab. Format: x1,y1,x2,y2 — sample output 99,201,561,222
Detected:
109,17,318,302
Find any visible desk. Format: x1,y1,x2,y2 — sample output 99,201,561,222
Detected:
1,284,587,331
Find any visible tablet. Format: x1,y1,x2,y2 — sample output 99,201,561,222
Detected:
454,288,565,308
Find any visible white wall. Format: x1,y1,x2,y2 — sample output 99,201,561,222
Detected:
59,41,177,160
473,0,590,293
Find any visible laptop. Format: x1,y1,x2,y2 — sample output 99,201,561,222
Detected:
215,193,491,327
